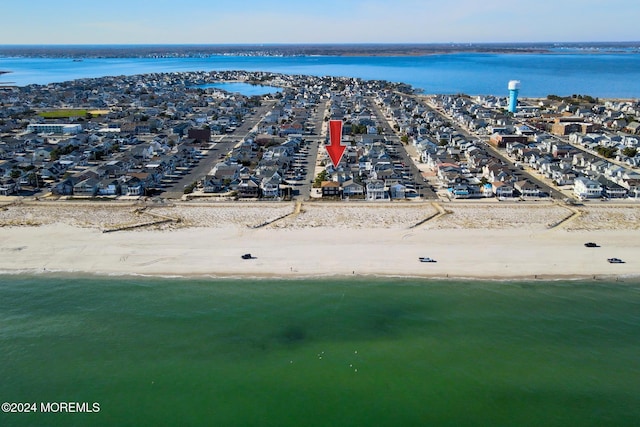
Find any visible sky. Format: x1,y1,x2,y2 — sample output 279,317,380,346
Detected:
1,0,639,45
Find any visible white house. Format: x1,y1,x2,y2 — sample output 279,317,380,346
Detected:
365,180,387,201
493,182,514,199
260,173,282,198
574,177,603,199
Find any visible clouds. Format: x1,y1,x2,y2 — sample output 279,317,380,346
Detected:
0,0,638,44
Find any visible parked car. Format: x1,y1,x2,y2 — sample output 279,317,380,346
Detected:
419,257,437,263
584,242,599,247
607,258,624,264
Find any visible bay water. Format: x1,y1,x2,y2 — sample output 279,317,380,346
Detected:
3,51,640,97
1,275,639,426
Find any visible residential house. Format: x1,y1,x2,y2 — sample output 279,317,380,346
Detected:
53,177,76,196
236,175,260,198
279,121,304,136
130,145,154,163
321,181,340,197
0,178,17,196
32,147,53,162
73,177,100,197
448,184,470,199
99,160,127,178
492,182,514,198
481,183,494,198
552,144,574,159
365,179,387,201
624,121,640,134
389,183,406,199
574,177,603,199
121,122,151,135
203,161,243,193
342,180,364,198
120,175,148,196
260,173,282,198
96,178,120,196
489,134,528,148
596,176,627,199
515,180,541,198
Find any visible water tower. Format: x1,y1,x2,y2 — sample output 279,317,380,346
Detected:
508,80,521,113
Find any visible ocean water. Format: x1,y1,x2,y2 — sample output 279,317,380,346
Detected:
3,52,640,97
1,275,639,426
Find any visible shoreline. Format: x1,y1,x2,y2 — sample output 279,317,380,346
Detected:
2,201,640,280
1,268,637,283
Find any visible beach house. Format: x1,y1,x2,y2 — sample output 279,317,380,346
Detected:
342,180,364,198
365,179,387,201
574,177,603,199
320,181,340,197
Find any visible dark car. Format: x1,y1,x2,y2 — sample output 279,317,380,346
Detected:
584,242,599,247
241,253,254,260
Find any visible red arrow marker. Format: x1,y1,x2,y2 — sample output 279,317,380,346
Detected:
326,120,346,168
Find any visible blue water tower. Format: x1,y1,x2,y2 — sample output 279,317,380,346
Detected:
508,80,521,113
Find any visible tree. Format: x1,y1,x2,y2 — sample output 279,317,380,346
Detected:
313,170,329,188
350,124,367,135
183,181,198,194
26,172,39,187
622,146,638,158
595,145,617,159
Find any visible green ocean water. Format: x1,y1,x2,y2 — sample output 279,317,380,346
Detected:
1,276,639,426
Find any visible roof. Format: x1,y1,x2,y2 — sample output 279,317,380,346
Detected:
342,180,363,188
515,180,538,190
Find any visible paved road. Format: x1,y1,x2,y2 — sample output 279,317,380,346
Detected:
162,100,277,199
288,137,320,200
366,97,437,199
291,101,327,200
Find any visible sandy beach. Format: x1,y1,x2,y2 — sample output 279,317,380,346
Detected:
1,199,639,279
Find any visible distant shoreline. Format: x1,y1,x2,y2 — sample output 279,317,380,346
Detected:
0,42,638,59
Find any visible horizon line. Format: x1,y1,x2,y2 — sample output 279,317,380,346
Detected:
1,41,640,47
